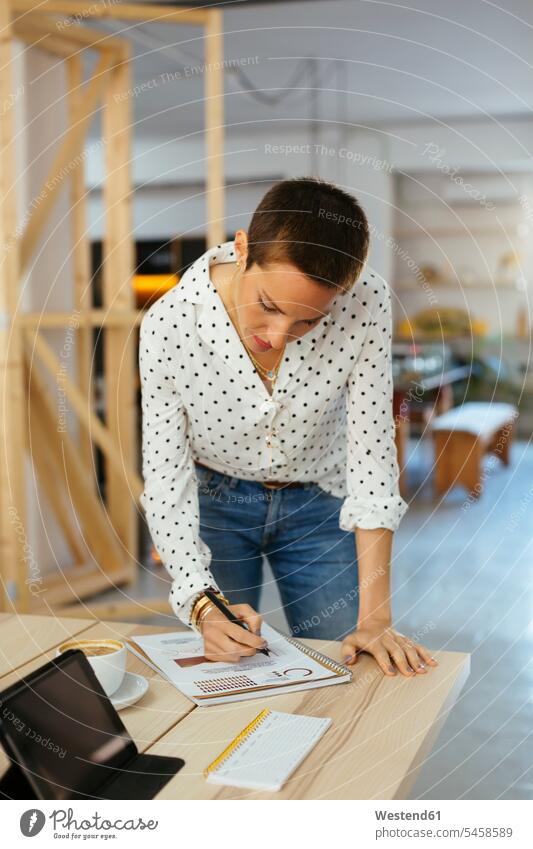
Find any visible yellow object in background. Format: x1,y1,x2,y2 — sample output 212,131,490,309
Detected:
150,545,161,563
471,318,489,336
396,309,488,339
133,274,179,308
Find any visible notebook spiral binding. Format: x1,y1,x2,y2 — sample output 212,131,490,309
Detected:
283,632,353,678
204,708,272,777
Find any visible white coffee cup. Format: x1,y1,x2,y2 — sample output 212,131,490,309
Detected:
57,638,127,698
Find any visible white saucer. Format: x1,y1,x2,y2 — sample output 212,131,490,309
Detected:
110,672,149,710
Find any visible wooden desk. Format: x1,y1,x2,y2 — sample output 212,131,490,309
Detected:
0,614,470,800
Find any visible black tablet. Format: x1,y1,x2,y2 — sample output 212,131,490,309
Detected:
0,648,184,800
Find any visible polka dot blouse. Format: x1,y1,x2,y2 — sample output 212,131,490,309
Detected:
139,240,408,625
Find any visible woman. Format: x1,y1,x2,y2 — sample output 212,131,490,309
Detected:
139,177,438,679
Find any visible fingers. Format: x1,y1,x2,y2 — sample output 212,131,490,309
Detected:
341,635,359,665
404,643,427,674
201,606,267,663
203,634,257,663
202,608,265,649
385,640,416,677
388,637,425,675
204,635,257,663
412,642,439,667
373,649,398,676
341,626,439,679
231,603,263,636
393,637,439,674
225,620,267,650
383,636,438,677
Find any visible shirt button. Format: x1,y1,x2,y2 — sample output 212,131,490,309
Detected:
260,400,278,415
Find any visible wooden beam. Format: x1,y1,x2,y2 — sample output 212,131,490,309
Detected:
204,8,225,247
68,54,95,479
0,2,31,612
18,310,143,328
19,49,116,272
26,330,144,502
30,562,135,610
15,12,130,55
28,401,86,564
102,44,139,560
27,362,135,585
12,21,91,58
58,597,173,620
10,2,208,26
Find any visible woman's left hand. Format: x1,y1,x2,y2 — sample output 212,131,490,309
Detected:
341,619,439,677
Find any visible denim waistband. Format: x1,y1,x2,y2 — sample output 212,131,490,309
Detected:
194,461,317,491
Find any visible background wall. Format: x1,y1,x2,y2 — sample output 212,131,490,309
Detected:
15,36,533,576
16,43,77,580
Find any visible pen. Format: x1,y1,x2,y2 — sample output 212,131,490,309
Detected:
204,590,270,657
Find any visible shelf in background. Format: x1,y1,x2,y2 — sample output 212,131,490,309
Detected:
394,281,526,292
393,228,524,239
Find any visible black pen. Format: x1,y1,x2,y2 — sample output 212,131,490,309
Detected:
204,590,270,657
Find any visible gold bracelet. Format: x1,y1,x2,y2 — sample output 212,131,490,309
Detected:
190,596,207,629
190,595,212,632
190,589,231,632
196,601,215,631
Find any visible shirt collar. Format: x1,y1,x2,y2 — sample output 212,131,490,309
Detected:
173,240,236,304
174,239,335,399
173,240,336,330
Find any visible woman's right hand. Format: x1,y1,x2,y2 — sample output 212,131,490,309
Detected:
200,603,266,663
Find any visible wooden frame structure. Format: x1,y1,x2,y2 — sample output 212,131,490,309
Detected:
1,2,225,618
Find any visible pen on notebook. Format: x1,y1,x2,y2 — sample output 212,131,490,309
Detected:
204,590,270,657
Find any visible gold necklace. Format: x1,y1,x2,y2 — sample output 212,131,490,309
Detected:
246,346,285,382
226,263,286,385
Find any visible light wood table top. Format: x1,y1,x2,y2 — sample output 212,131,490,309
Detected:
0,614,470,800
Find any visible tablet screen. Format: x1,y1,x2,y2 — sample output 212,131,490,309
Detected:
0,650,135,799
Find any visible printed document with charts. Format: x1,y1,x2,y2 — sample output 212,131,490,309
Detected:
125,624,352,706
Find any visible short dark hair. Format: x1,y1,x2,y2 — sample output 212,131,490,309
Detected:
245,177,370,292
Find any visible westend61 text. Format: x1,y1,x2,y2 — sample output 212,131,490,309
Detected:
375,809,441,820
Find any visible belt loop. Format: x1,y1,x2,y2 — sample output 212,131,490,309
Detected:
227,474,239,490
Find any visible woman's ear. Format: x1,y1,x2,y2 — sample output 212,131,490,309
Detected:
233,229,249,267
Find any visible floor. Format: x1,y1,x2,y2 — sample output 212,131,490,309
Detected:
94,437,533,800
397,437,533,801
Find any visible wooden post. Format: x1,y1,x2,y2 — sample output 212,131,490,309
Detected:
28,386,87,565
0,2,30,611
27,330,144,500
0,1,226,616
20,50,115,272
204,9,225,248
102,45,138,562
67,55,94,480
27,363,133,589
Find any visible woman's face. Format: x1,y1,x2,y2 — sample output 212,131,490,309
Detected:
232,236,338,355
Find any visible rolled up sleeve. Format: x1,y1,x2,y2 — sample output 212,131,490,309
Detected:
339,279,408,532
138,303,219,625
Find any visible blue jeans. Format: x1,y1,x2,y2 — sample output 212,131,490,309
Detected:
195,463,359,640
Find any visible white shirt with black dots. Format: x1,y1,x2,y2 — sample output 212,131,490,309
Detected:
139,240,409,626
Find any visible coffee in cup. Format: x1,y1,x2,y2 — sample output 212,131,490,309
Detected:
77,643,118,657
57,639,126,698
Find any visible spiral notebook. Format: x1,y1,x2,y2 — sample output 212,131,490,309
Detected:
205,709,332,791
126,623,351,706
